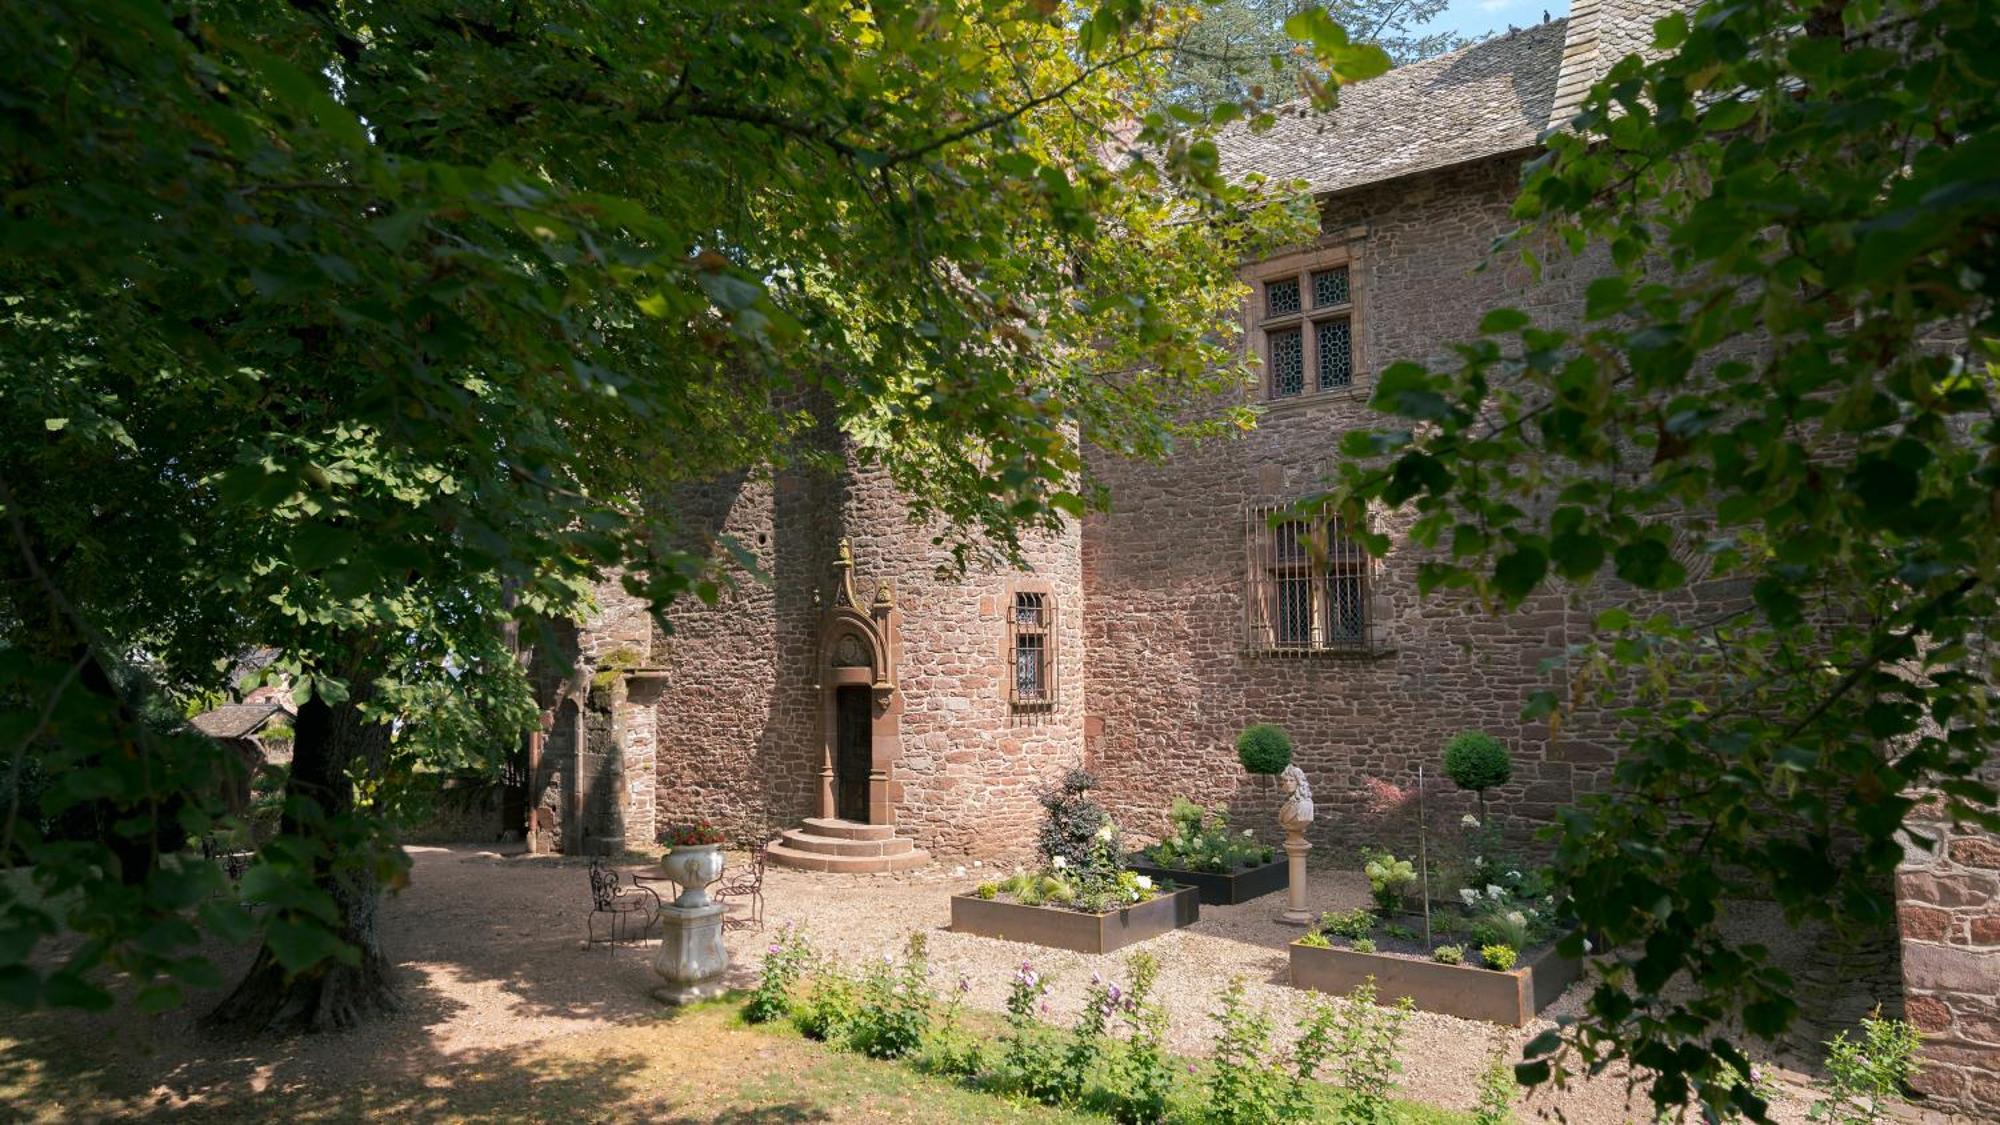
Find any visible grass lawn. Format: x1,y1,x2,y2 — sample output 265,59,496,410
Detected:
0,994,1473,1123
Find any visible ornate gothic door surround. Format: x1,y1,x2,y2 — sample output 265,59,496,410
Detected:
814,539,903,825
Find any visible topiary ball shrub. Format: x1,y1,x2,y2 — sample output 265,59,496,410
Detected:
1236,723,1293,776
1442,731,1511,794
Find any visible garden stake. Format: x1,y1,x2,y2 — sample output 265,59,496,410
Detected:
1418,764,1432,949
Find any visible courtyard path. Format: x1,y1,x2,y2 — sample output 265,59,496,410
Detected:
0,845,1907,1122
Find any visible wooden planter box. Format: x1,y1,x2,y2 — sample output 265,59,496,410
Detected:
950,887,1200,954
1125,855,1288,907
1288,937,1583,1027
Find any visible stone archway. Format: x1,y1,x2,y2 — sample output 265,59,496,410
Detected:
813,539,903,825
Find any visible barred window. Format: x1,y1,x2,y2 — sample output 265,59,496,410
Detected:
1257,257,1358,402
1009,591,1058,706
1245,505,1372,653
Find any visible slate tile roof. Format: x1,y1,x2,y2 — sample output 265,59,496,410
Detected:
1216,0,1683,199
189,702,287,741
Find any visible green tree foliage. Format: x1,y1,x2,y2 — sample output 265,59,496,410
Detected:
1442,732,1512,794
1164,0,1471,110
1236,722,1295,774
1321,0,1998,1117
0,0,1389,1028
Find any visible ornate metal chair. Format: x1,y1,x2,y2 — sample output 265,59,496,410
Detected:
712,839,770,932
586,857,661,948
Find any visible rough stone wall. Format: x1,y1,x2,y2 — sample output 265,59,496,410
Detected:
1081,155,1616,852
630,449,1083,859
837,459,1086,859
645,466,841,845
1897,808,2000,1114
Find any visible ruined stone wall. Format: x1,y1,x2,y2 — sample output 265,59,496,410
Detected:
1081,155,1620,852
1898,807,2000,1114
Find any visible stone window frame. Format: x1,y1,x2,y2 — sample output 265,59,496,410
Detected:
1242,501,1381,656
1247,241,1367,410
1004,579,1059,709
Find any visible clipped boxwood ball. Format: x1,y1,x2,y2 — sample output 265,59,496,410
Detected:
1442,731,1511,793
1236,723,1293,775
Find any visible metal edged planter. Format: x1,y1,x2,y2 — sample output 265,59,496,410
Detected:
1287,937,1583,1027
950,886,1200,954
1124,855,1289,907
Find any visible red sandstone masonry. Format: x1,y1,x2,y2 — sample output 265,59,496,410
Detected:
1898,811,2000,1118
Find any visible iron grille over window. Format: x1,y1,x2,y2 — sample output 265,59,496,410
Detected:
1257,257,1357,402
1244,504,1372,653
1009,591,1058,706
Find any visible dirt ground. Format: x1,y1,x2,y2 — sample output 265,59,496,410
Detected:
0,845,1936,1123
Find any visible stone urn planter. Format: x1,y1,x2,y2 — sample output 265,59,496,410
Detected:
661,843,726,908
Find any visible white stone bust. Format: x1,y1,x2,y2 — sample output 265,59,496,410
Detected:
1278,764,1314,831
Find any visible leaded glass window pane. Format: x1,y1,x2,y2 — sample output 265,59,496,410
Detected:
1328,573,1366,642
1275,579,1312,647
1312,266,1349,307
1317,318,1352,389
1015,632,1044,698
1269,328,1303,397
1266,277,1301,317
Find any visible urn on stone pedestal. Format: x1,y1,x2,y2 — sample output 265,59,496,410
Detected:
660,842,726,908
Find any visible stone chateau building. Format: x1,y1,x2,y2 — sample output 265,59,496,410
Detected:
517,1,1996,1112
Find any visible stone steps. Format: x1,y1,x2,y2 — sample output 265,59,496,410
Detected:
767,820,930,873
799,817,899,842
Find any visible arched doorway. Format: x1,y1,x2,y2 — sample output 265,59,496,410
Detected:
813,539,903,825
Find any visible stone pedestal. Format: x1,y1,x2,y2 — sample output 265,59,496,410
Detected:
651,902,728,1005
1279,830,1313,926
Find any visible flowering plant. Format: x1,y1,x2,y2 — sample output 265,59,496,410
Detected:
659,821,727,847
1142,796,1273,872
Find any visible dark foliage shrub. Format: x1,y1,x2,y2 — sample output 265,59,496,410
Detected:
1036,769,1116,880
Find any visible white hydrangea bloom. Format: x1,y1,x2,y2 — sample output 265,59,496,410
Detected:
1135,875,1153,890
1506,910,1527,927
1459,888,1479,906
1486,884,1505,899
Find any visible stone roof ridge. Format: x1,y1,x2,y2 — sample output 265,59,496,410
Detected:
1549,0,1690,131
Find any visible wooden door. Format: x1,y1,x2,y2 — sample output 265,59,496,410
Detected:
835,686,871,822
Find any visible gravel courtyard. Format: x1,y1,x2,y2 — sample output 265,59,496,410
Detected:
1,845,1889,1122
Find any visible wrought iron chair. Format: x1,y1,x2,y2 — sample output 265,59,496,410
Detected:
586,857,661,948
713,838,771,932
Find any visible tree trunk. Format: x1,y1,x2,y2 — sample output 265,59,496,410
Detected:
205,688,400,1034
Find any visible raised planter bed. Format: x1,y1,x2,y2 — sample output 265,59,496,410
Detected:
1288,937,1582,1027
1124,855,1288,907
950,887,1200,954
